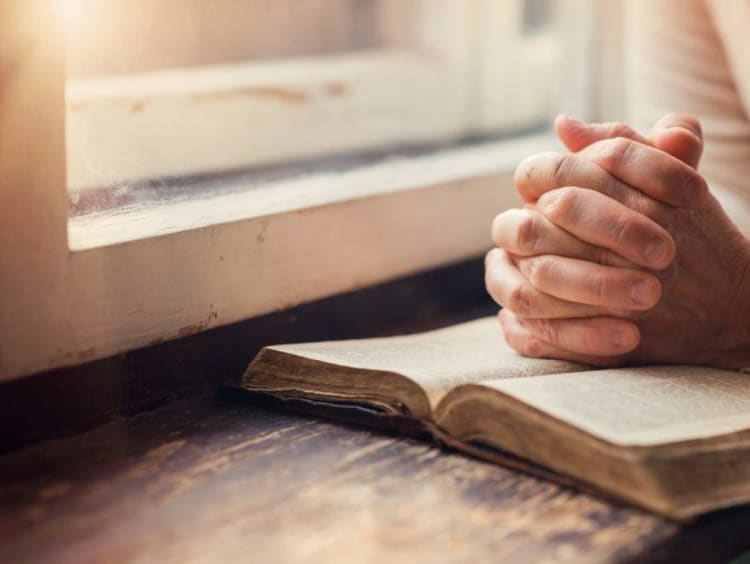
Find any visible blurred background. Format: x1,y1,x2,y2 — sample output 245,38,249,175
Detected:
60,0,619,214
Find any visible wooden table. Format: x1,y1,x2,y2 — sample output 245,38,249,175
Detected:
3,390,750,564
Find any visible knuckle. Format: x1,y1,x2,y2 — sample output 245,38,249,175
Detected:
535,319,559,348
640,197,667,221
542,187,579,223
514,151,569,191
579,325,597,352
607,122,637,139
515,213,539,252
598,137,634,170
524,255,556,288
521,337,547,358
521,256,541,285
550,152,572,187
685,171,709,199
611,213,638,247
507,282,533,316
590,245,616,266
586,271,609,302
626,192,672,225
662,166,708,205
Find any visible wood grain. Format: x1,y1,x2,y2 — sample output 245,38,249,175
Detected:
0,258,491,452
2,392,750,563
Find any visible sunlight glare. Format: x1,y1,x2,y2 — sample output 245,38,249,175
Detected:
55,0,81,28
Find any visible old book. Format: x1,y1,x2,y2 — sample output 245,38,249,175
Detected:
242,316,750,519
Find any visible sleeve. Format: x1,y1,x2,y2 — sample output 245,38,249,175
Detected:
624,0,750,233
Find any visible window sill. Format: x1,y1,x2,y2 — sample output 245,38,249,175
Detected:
69,133,551,250
8,133,554,381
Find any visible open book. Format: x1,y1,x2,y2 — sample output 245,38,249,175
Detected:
242,317,750,519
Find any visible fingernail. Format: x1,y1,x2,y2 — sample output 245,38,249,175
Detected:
630,279,658,306
613,330,636,350
644,238,667,265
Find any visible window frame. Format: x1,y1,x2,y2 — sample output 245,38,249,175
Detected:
0,0,600,382
66,0,565,192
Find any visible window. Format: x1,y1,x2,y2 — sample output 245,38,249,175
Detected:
1,0,604,381
65,0,568,216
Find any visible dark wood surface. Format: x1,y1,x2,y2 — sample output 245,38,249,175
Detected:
4,256,750,563
3,390,750,564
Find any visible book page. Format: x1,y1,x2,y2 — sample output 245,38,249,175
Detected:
267,316,585,407
483,366,750,446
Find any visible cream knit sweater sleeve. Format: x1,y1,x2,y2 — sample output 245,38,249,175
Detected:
625,0,750,234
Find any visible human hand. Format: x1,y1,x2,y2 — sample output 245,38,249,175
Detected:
486,114,750,369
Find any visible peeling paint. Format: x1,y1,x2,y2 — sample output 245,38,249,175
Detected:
325,82,348,97
130,100,146,113
192,86,309,104
76,347,96,361
256,221,269,242
176,306,218,339
177,323,207,338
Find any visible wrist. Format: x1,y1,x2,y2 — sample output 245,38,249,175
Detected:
717,238,750,371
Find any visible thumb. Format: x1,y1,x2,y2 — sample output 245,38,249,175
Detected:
554,115,649,152
555,114,702,168
648,113,703,168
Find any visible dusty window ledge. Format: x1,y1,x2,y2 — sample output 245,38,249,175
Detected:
3,132,555,380
68,133,554,250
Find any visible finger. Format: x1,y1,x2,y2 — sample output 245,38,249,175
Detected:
499,308,562,358
514,151,671,223
649,113,703,168
651,113,702,141
555,115,649,153
515,313,641,357
498,309,629,366
578,136,708,207
490,208,633,267
485,249,606,319
555,114,702,168
515,254,662,311
536,188,676,269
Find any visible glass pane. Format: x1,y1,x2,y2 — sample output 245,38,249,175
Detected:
64,0,385,78
523,0,556,33
62,0,571,215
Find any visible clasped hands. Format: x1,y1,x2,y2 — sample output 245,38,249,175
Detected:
486,114,750,369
